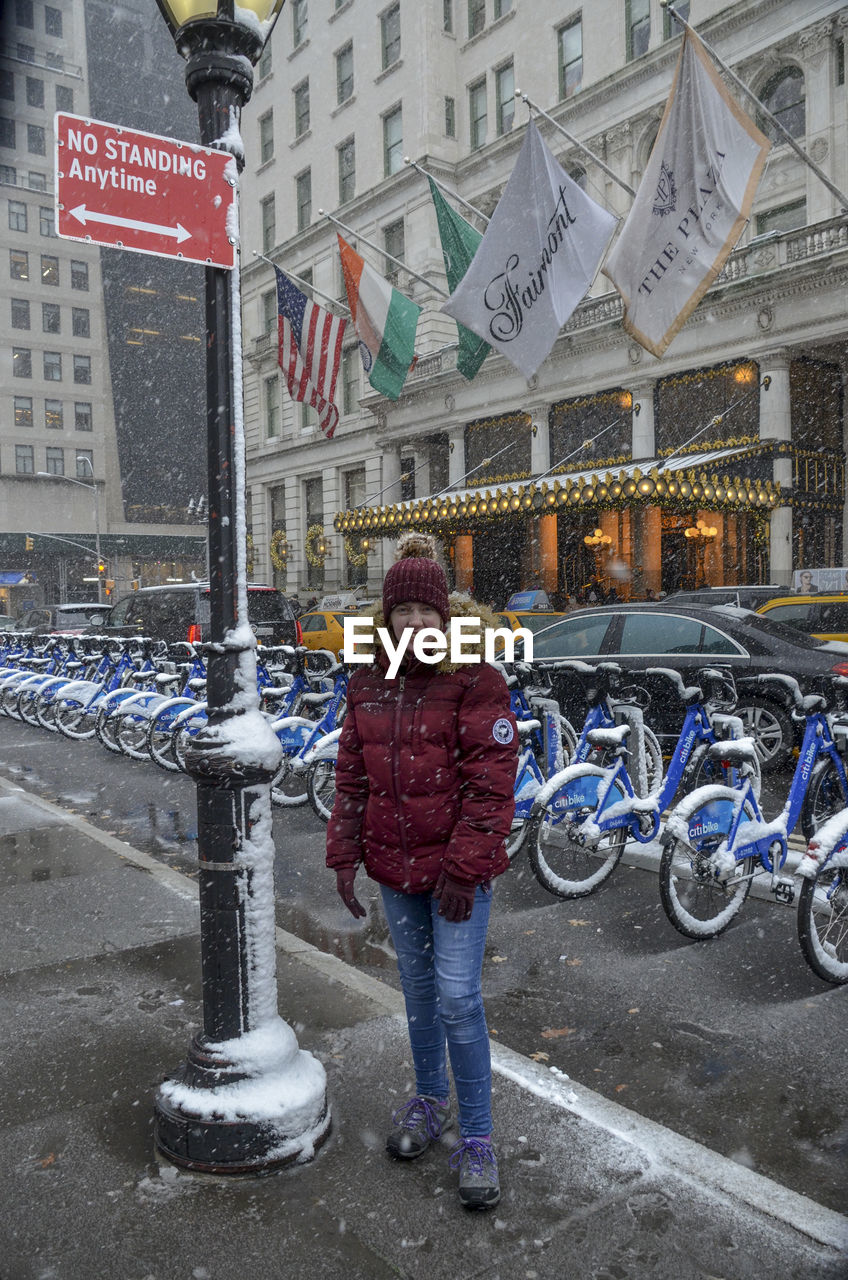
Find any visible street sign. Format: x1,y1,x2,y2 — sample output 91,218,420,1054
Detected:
55,112,237,269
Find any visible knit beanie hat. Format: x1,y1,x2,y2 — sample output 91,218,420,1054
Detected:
383,533,450,623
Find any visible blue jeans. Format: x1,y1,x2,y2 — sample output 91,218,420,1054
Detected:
380,883,493,1137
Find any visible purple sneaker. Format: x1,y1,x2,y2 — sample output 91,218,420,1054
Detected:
386,1095,451,1160
449,1137,500,1209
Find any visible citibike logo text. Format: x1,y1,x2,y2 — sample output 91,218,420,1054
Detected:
342,617,534,679
689,818,721,838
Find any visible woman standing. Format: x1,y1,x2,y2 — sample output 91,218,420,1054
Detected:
326,534,517,1209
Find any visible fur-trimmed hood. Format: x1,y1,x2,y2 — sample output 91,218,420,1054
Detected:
356,592,503,674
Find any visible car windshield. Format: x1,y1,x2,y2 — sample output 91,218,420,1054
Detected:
715,605,824,650
55,609,100,627
513,614,566,635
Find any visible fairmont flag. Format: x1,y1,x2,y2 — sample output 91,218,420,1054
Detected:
603,29,771,358
337,233,421,401
276,267,346,439
427,177,490,381
441,122,617,381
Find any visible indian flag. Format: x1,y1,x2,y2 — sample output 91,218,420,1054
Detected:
337,233,421,401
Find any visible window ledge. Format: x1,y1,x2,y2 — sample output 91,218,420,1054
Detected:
291,129,312,149
462,8,514,50
257,157,275,174
288,37,310,62
332,93,356,118
375,57,402,85
330,0,354,19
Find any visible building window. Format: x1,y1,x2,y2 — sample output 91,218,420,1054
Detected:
70,259,88,290
294,80,310,137
264,373,280,438
73,354,91,384
338,137,355,204
494,0,512,16
559,15,583,100
261,193,275,252
469,78,487,150
496,62,514,135
468,0,485,38
56,84,73,112
296,169,311,232
42,301,60,332
341,345,359,415
663,0,689,38
0,117,15,149
0,163,16,183
75,450,93,478
437,97,454,146
74,402,92,431
0,70,12,101
18,44,35,63
45,398,62,429
45,446,64,475
10,249,29,279
16,0,34,28
41,254,59,285
27,123,45,155
45,5,62,36
292,0,307,47
383,218,405,285
45,51,63,72
381,4,401,69
258,40,272,80
400,457,415,500
837,39,845,88
72,307,90,337
259,111,274,164
383,106,403,176
300,402,318,431
626,0,650,61
39,205,55,236
13,347,32,377
443,0,453,33
8,199,26,231
336,42,353,104
15,396,33,426
758,67,806,142
44,350,61,380
16,445,34,474
262,287,277,334
11,297,29,328
26,76,43,107
756,198,807,236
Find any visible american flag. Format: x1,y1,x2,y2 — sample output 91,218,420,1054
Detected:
275,267,347,439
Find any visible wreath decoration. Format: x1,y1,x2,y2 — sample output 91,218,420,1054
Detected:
305,523,326,568
246,531,255,577
269,528,288,572
344,535,368,568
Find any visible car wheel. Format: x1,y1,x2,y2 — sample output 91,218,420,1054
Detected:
735,695,794,772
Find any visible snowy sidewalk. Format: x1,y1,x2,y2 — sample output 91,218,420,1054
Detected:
1,778,846,1280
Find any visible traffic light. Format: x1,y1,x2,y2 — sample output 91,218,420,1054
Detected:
97,560,107,575
105,579,115,597
25,535,34,551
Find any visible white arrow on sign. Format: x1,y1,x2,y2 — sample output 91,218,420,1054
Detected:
69,204,192,243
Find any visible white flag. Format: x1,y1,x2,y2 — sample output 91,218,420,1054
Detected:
441,122,617,381
603,29,770,359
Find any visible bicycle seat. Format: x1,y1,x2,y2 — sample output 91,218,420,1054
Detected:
586,724,630,749
705,737,757,763
801,693,827,714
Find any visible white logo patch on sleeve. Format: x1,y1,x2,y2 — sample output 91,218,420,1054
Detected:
492,717,514,745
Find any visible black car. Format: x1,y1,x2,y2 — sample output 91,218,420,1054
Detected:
15,602,113,635
661,585,786,610
526,603,848,771
96,583,300,648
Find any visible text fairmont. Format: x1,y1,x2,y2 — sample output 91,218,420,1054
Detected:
342,617,533,678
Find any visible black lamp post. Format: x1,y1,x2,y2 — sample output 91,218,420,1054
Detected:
152,0,329,1173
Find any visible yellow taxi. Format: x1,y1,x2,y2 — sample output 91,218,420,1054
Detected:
756,593,848,642
496,611,569,637
297,610,361,656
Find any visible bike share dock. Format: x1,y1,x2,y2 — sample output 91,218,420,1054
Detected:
1,776,845,1280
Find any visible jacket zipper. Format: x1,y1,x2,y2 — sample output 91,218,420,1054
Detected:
392,675,409,857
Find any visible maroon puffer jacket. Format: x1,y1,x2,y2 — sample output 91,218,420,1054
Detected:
326,647,517,894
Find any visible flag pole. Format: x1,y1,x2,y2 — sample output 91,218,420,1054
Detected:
534,418,624,484
403,157,490,224
427,441,517,502
517,92,637,198
663,2,848,211
251,250,351,316
661,377,766,472
319,209,451,299
357,458,432,509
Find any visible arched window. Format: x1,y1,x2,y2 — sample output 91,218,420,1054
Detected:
758,66,805,142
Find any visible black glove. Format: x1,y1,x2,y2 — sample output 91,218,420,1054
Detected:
433,871,476,923
336,867,366,919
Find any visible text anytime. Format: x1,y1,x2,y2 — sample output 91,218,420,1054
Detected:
342,617,534,679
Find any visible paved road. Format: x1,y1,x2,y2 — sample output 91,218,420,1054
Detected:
0,715,845,1213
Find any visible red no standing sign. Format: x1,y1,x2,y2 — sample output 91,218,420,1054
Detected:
55,113,237,269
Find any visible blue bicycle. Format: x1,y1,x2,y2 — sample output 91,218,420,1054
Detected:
659,674,848,940
527,664,760,899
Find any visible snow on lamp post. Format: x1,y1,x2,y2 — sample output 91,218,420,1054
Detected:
152,0,329,1173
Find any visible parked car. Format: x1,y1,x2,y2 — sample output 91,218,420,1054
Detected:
297,609,360,656
495,611,569,635
524,603,848,771
661,585,786,610
756,593,848,642
95,583,300,647
0,614,17,629
14,602,112,635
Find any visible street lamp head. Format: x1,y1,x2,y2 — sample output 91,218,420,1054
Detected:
155,0,286,102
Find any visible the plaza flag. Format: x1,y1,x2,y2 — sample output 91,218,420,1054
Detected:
276,267,347,439
427,177,490,381
337,233,421,401
603,29,771,358
441,122,617,381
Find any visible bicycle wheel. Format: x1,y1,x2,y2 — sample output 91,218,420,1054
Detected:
147,710,182,772
55,698,98,740
797,860,848,984
35,690,59,732
306,757,336,822
527,765,628,899
505,816,529,863
95,702,124,754
659,788,757,939
116,710,152,760
17,684,43,726
682,742,762,803
271,755,309,806
800,757,848,842
1,682,24,719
